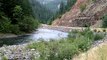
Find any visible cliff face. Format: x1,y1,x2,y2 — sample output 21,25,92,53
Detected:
52,0,107,27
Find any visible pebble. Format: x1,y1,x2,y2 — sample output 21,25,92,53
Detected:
0,43,39,60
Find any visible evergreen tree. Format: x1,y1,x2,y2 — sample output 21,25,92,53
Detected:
49,0,77,25
29,0,53,24
0,0,39,34
66,0,77,11
59,2,65,14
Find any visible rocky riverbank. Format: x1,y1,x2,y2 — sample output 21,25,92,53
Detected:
0,36,106,60
0,42,40,60
0,26,106,60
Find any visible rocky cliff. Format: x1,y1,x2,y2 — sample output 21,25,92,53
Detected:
52,0,107,27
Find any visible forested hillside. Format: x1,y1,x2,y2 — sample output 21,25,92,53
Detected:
37,0,67,13
0,0,39,34
29,0,53,24
49,0,77,24
0,0,77,34
29,0,74,24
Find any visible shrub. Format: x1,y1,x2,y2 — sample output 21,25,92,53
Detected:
27,28,105,60
0,16,22,34
13,5,23,24
27,40,79,60
84,30,94,40
102,14,107,28
73,37,92,51
68,30,79,39
10,24,21,34
94,33,105,40
18,16,39,32
2,56,8,60
0,16,12,33
57,43,79,60
80,4,86,12
92,0,96,2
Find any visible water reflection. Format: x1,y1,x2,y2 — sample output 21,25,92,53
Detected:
0,35,31,46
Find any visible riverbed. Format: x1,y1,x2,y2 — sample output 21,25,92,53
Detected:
0,28,68,46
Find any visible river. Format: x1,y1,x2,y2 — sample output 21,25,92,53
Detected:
0,28,68,46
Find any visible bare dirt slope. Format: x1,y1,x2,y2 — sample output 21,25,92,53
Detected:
52,0,107,27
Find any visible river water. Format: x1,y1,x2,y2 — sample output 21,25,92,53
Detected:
0,29,68,46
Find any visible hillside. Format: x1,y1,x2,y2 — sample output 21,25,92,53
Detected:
29,0,53,23
52,0,107,27
37,0,67,12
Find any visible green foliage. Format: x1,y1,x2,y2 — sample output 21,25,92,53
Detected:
73,37,92,51
27,28,105,60
92,0,97,2
59,2,65,15
80,4,87,12
13,5,23,23
102,14,107,28
27,40,79,60
18,16,39,32
0,16,12,33
21,0,33,15
49,0,77,24
68,28,93,51
68,30,79,39
29,0,53,24
57,43,78,60
66,0,77,11
13,5,23,17
94,33,105,41
0,0,39,34
80,28,94,40
10,25,20,34
2,56,8,60
59,0,77,14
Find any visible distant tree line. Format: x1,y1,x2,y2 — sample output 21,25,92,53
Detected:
29,0,53,24
59,0,77,14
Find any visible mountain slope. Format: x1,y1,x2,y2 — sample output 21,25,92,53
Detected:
37,0,67,12
29,0,53,23
52,0,107,27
